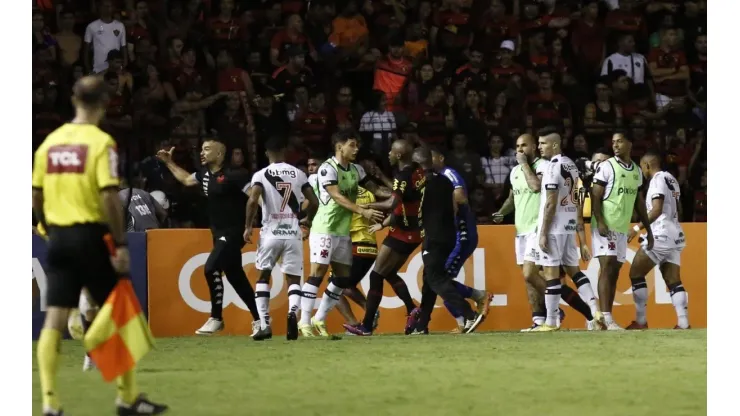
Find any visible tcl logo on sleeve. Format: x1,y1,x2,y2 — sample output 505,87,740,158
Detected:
47,145,88,174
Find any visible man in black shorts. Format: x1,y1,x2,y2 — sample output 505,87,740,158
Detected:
158,138,261,336
412,146,484,334
344,139,422,336
33,75,167,415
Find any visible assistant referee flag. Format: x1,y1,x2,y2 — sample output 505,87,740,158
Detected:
83,279,154,382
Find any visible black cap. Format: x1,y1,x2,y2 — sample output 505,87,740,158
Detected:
106,49,123,62
389,34,405,47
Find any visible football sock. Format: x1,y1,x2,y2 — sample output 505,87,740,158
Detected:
116,368,139,405
299,279,320,325
38,328,62,411
544,280,562,327
669,282,689,328
287,284,302,315
631,276,648,325
255,282,271,329
384,274,416,314
561,284,593,321
572,271,598,316
315,282,343,321
362,271,384,330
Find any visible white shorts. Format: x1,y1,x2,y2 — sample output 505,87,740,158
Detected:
524,233,579,267
515,233,534,266
309,233,352,266
256,238,304,276
642,234,684,266
592,229,628,263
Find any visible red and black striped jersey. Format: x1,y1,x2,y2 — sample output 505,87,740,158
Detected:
389,164,426,243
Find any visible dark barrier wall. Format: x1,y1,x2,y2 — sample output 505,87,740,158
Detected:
31,232,148,340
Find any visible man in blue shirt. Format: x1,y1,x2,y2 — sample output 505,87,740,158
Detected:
408,147,493,334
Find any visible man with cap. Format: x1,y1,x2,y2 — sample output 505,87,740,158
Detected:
491,40,525,93
590,132,654,330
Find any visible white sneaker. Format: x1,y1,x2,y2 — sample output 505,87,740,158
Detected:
195,317,224,335
251,320,261,336
83,355,96,372
587,320,596,331
521,324,541,332
607,321,624,331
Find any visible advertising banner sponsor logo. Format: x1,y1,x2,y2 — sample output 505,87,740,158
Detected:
147,224,706,337
32,232,149,340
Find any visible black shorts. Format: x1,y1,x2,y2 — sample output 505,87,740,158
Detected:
45,224,119,309
382,236,420,257
351,253,376,283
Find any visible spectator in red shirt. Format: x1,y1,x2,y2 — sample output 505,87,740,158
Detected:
167,45,208,99
454,46,487,102
161,36,183,76
332,85,360,128
207,0,245,54
216,49,255,96
490,40,525,94
648,28,689,110
270,14,317,67
410,84,453,146
406,63,437,106
605,0,648,41
102,71,133,134
524,29,550,85
373,35,412,111
271,45,314,97
430,48,454,88
524,68,572,138
431,0,474,65
293,89,331,153
127,0,155,47
479,0,520,55
571,0,605,77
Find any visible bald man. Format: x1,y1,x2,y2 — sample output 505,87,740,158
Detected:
344,139,422,336
626,151,689,329
157,138,262,337
525,129,599,331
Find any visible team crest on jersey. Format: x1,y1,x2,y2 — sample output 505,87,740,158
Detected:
321,169,327,176
113,29,120,36
608,242,616,251
320,249,329,258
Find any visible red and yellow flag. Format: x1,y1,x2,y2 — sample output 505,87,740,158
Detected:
83,279,154,382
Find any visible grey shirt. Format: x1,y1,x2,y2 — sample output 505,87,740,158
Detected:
119,188,162,232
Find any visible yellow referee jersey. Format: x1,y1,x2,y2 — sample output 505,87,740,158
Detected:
350,187,377,245
32,124,120,226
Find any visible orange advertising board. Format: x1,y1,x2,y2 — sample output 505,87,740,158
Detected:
146,224,706,337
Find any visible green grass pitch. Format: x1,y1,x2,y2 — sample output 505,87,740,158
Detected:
32,329,706,416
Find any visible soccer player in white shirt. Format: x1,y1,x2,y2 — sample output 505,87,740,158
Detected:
527,130,597,332
244,137,319,340
626,151,689,329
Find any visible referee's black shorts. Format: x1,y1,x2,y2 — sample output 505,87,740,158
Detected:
45,224,119,308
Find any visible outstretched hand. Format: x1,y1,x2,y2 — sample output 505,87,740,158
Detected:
156,147,175,163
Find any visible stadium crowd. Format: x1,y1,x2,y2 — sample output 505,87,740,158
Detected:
32,0,707,228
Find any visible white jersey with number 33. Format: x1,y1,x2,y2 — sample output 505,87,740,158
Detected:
250,162,308,239
537,154,580,235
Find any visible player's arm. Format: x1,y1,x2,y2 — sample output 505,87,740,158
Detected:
322,166,384,221
520,160,542,192
539,165,559,236
363,178,392,199
97,144,127,246
495,190,515,217
576,190,589,251
156,147,198,186
365,193,398,211
31,148,48,232
300,182,319,223
245,183,262,230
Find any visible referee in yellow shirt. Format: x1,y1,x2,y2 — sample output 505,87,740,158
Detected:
32,76,167,416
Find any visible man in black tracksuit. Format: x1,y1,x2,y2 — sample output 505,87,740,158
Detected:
411,146,484,335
